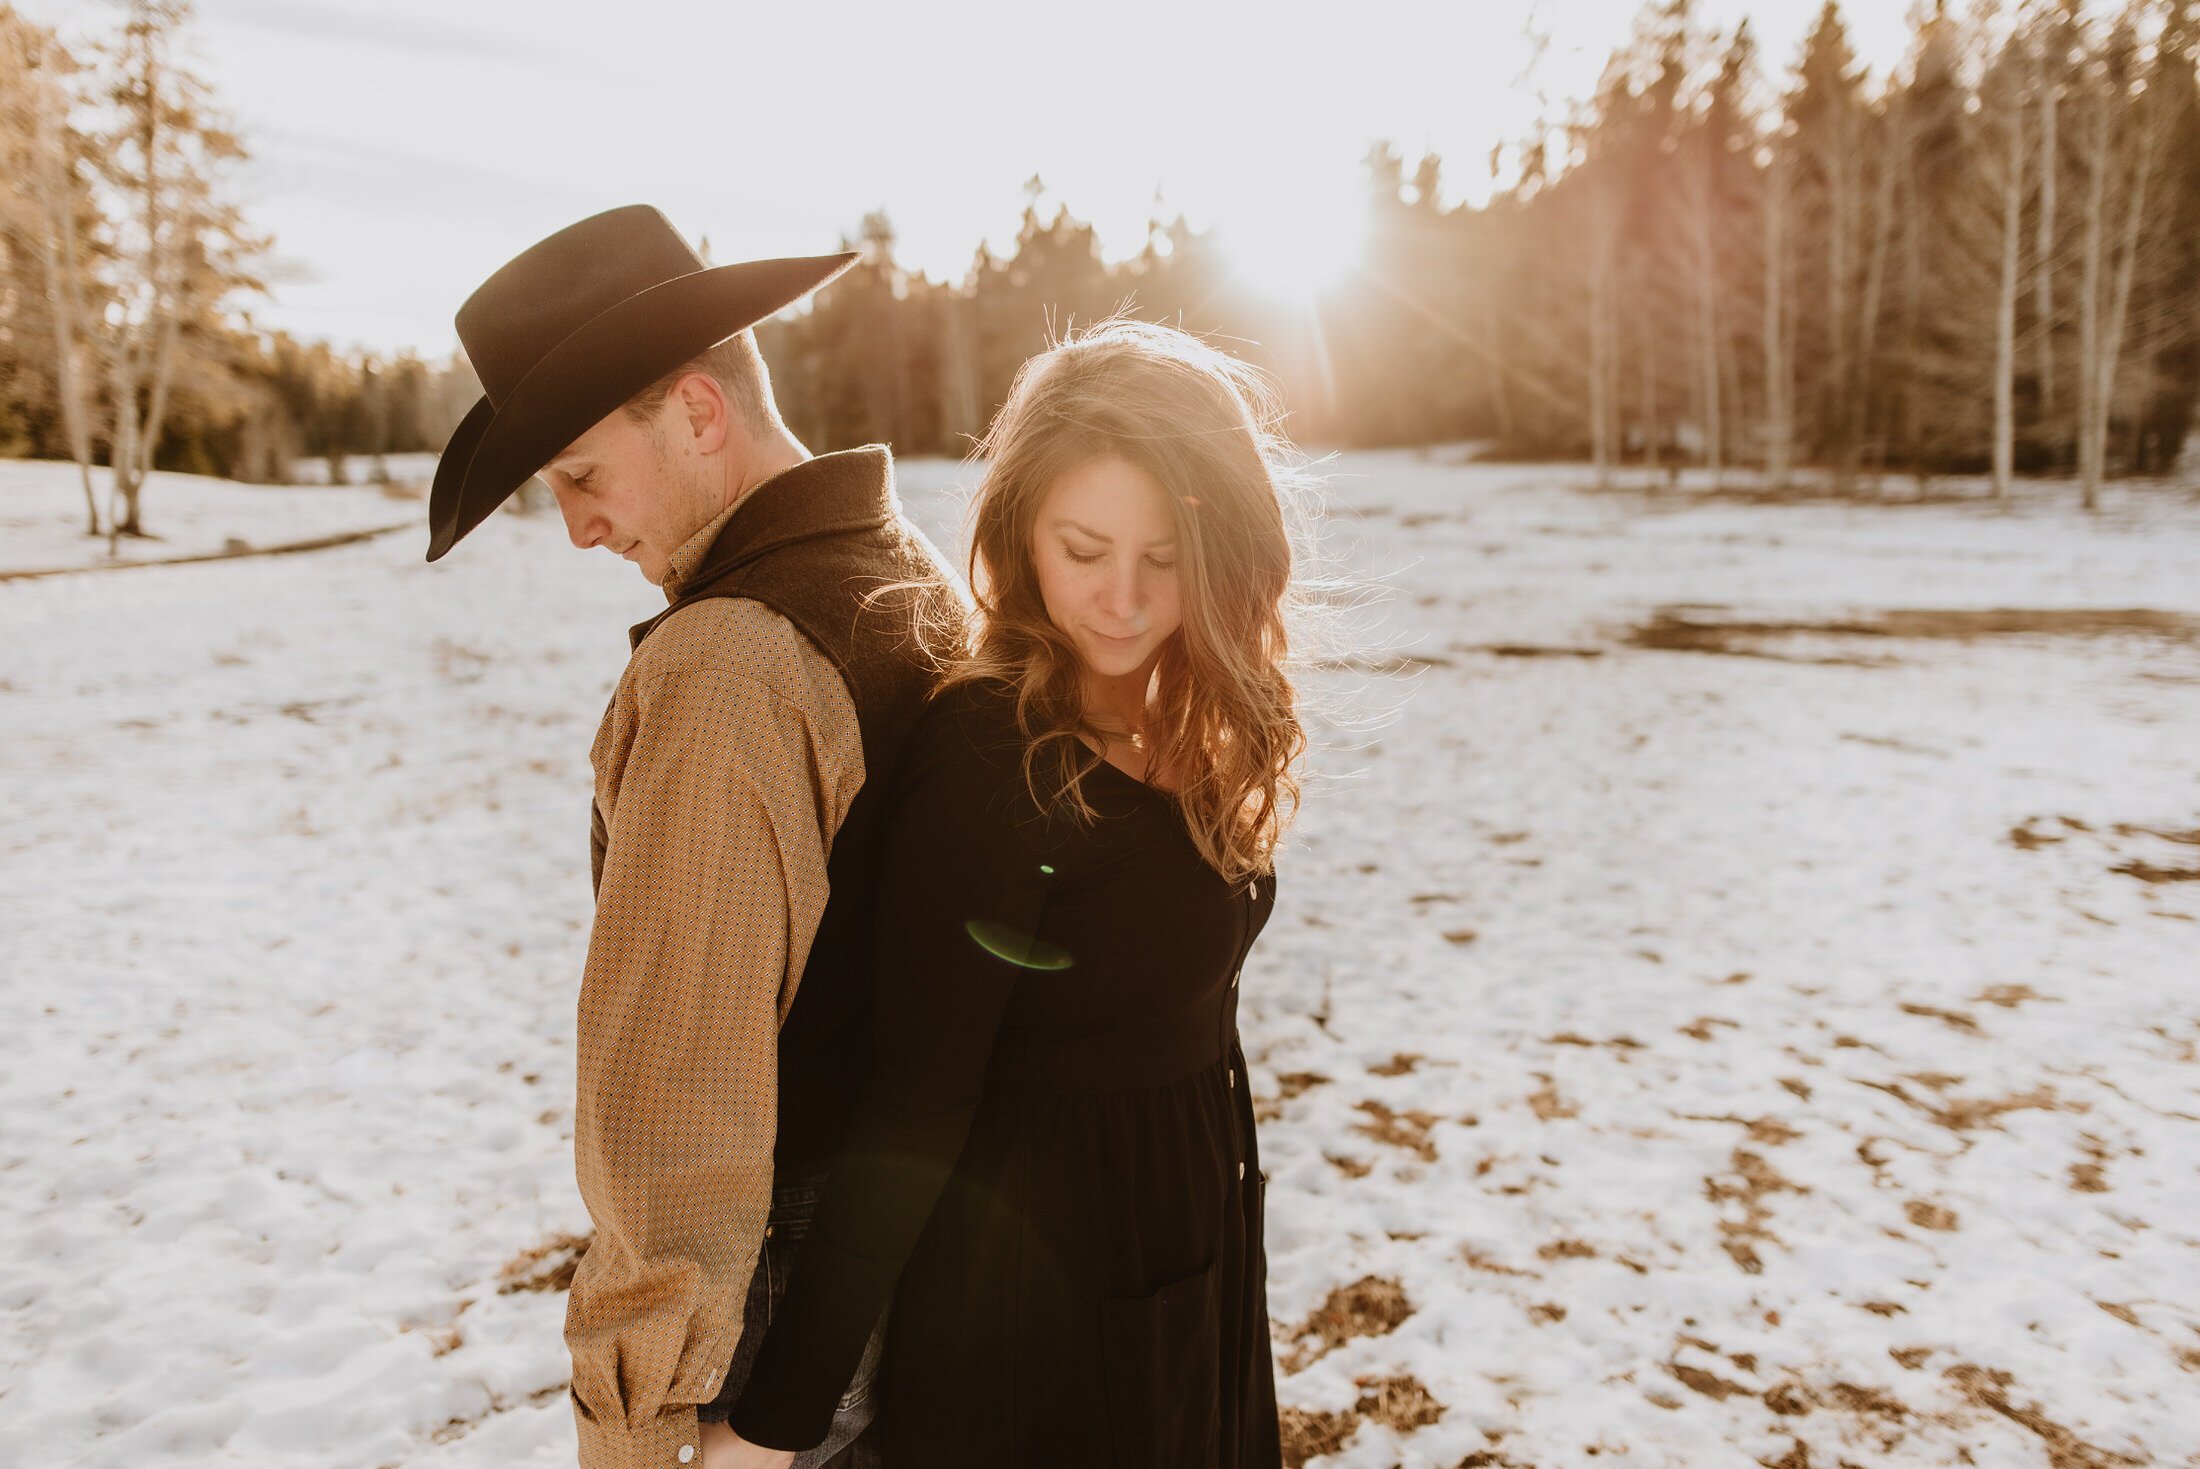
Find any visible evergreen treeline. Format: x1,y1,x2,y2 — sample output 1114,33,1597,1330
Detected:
6,0,2196,529
767,0,2200,507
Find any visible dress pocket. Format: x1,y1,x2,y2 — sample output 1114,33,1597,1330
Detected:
1098,1257,1223,1469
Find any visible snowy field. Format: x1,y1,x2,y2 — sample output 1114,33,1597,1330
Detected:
2,451,2196,1468
0,457,428,578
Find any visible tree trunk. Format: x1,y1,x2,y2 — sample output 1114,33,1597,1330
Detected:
1824,117,1859,489
2093,100,2161,495
2076,82,2109,511
1688,158,1725,489
1856,117,1900,482
22,51,101,534
2034,75,2060,433
1763,149,1794,491
1587,190,1619,489
1993,95,2027,504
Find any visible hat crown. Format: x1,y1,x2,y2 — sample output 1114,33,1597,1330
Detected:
456,205,705,405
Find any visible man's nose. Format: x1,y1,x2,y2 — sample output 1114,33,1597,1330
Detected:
551,483,604,549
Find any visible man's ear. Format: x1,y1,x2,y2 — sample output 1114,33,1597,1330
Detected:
671,371,731,456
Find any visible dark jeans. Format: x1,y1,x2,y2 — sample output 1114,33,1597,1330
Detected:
698,1166,887,1469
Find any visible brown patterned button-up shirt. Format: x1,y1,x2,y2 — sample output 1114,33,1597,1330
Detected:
566,491,865,1469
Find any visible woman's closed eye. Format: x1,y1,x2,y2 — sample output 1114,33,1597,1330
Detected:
1064,546,1176,571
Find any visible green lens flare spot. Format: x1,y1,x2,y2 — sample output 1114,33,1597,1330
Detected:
964,919,1074,971
1038,864,1055,875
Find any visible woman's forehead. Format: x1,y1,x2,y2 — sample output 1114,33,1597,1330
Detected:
1040,455,1177,540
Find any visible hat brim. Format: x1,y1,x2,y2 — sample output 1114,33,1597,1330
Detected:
425,251,858,562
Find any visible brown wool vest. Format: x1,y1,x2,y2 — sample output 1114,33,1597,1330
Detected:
590,446,969,1170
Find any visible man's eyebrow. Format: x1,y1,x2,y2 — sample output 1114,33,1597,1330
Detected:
1052,517,1178,548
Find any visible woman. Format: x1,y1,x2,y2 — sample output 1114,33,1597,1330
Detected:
712,317,1311,1468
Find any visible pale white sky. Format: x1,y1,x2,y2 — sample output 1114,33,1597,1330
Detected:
27,0,1918,357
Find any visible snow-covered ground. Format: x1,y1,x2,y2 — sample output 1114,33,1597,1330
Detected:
1,459,423,577
2,452,2196,1468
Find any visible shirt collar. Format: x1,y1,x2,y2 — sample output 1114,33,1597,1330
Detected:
662,498,747,604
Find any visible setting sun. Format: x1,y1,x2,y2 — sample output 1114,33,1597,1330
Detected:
1209,200,1371,304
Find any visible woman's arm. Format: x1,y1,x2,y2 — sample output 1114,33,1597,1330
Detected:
724,702,1055,1451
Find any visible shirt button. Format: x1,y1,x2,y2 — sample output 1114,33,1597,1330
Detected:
678,1446,695,1464
763,1224,774,1239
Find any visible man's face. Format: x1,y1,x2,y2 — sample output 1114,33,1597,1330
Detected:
538,398,714,586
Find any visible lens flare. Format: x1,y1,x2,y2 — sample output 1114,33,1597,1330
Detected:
964,918,1074,971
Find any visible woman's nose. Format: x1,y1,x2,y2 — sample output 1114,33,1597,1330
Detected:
1099,562,1142,618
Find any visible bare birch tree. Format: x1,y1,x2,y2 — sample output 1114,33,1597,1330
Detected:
93,0,258,543
1,11,103,533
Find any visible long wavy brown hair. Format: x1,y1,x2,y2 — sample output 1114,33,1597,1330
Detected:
937,317,1312,884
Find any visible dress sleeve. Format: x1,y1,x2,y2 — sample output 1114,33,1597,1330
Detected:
726,696,1058,1451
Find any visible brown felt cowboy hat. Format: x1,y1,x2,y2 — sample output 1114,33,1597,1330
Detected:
426,204,856,562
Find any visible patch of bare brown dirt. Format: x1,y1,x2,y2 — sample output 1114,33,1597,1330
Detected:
2114,822,2200,846
1461,1244,1539,1277
1943,1362,2145,1467
1368,1053,1424,1076
1260,1070,1331,1121
1278,1374,1446,1469
2070,1134,2113,1193
1856,1077,2073,1134
1463,642,1608,659
1353,1099,1440,1161
2110,859,2200,883
1669,1360,1755,1400
1706,1148,1808,1274
1975,983,2051,1008
1527,1074,1578,1120
1899,1002,1982,1034
1904,1200,1960,1231
1625,606,2200,659
1538,1238,1597,1261
498,1231,590,1294
1281,1276,1414,1373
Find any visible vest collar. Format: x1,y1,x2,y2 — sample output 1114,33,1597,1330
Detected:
630,445,898,650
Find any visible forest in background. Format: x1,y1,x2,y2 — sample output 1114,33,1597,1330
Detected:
4,0,2198,536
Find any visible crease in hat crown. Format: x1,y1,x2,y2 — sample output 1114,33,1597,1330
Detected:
457,205,704,406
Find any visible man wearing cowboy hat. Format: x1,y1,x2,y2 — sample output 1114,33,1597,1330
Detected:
430,205,968,1469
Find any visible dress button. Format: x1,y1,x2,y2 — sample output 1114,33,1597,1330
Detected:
678,1446,695,1464
763,1224,774,1239
1227,1067,1235,1089
1237,1161,1245,1180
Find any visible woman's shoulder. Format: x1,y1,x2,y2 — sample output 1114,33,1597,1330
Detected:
912,674,1025,750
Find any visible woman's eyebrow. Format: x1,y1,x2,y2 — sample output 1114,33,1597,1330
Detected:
1052,517,1178,548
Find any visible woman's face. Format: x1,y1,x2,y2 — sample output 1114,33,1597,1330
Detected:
1029,454,1184,682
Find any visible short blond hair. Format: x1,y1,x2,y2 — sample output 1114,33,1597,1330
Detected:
622,329,777,436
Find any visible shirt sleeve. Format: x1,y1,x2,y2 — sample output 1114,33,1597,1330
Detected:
565,655,855,1469
725,697,1059,1451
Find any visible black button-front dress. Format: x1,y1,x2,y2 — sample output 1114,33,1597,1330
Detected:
728,677,1283,1468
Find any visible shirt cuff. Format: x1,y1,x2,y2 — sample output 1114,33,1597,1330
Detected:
573,1393,704,1469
